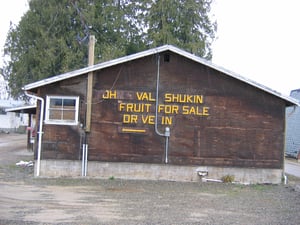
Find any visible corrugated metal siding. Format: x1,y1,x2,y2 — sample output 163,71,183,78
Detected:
286,89,300,157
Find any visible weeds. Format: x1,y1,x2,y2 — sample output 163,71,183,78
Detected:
221,175,235,183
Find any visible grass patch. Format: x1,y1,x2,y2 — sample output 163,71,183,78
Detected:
250,184,273,191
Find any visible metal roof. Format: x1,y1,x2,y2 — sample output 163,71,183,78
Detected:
5,104,36,114
23,44,299,106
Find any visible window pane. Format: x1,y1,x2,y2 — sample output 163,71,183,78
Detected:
63,99,76,107
49,109,62,120
50,98,62,108
63,110,76,120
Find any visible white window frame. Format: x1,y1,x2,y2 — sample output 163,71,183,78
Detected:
45,95,79,125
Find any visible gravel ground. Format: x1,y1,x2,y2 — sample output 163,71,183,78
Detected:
1,133,300,225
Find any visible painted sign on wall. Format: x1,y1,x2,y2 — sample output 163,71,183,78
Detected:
102,90,209,127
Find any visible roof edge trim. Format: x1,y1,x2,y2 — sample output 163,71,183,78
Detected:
22,44,299,106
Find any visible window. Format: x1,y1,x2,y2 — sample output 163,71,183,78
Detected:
0,108,6,115
45,96,79,125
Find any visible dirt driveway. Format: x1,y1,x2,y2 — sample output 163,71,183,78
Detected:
1,133,300,225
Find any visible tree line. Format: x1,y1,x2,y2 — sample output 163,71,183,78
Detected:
1,0,217,98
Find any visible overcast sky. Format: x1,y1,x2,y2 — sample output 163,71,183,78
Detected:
0,0,29,85
212,0,300,95
1,0,300,96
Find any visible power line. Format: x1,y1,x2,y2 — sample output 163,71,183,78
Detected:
70,0,90,44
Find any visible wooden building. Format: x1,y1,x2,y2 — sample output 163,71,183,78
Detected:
23,45,298,184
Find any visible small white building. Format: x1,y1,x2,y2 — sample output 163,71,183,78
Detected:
0,99,29,133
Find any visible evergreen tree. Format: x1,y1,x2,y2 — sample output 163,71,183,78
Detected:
1,0,216,98
146,0,216,59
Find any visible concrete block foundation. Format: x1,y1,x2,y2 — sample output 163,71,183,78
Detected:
36,160,283,184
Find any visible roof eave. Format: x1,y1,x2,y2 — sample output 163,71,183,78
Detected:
23,45,172,91
166,46,300,107
22,44,299,107
5,104,37,114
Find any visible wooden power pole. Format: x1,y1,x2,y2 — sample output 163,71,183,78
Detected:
85,35,95,132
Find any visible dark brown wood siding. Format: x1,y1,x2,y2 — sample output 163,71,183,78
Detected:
37,76,87,160
37,51,285,169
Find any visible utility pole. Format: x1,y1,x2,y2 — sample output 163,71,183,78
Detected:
82,35,95,177
85,35,95,132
